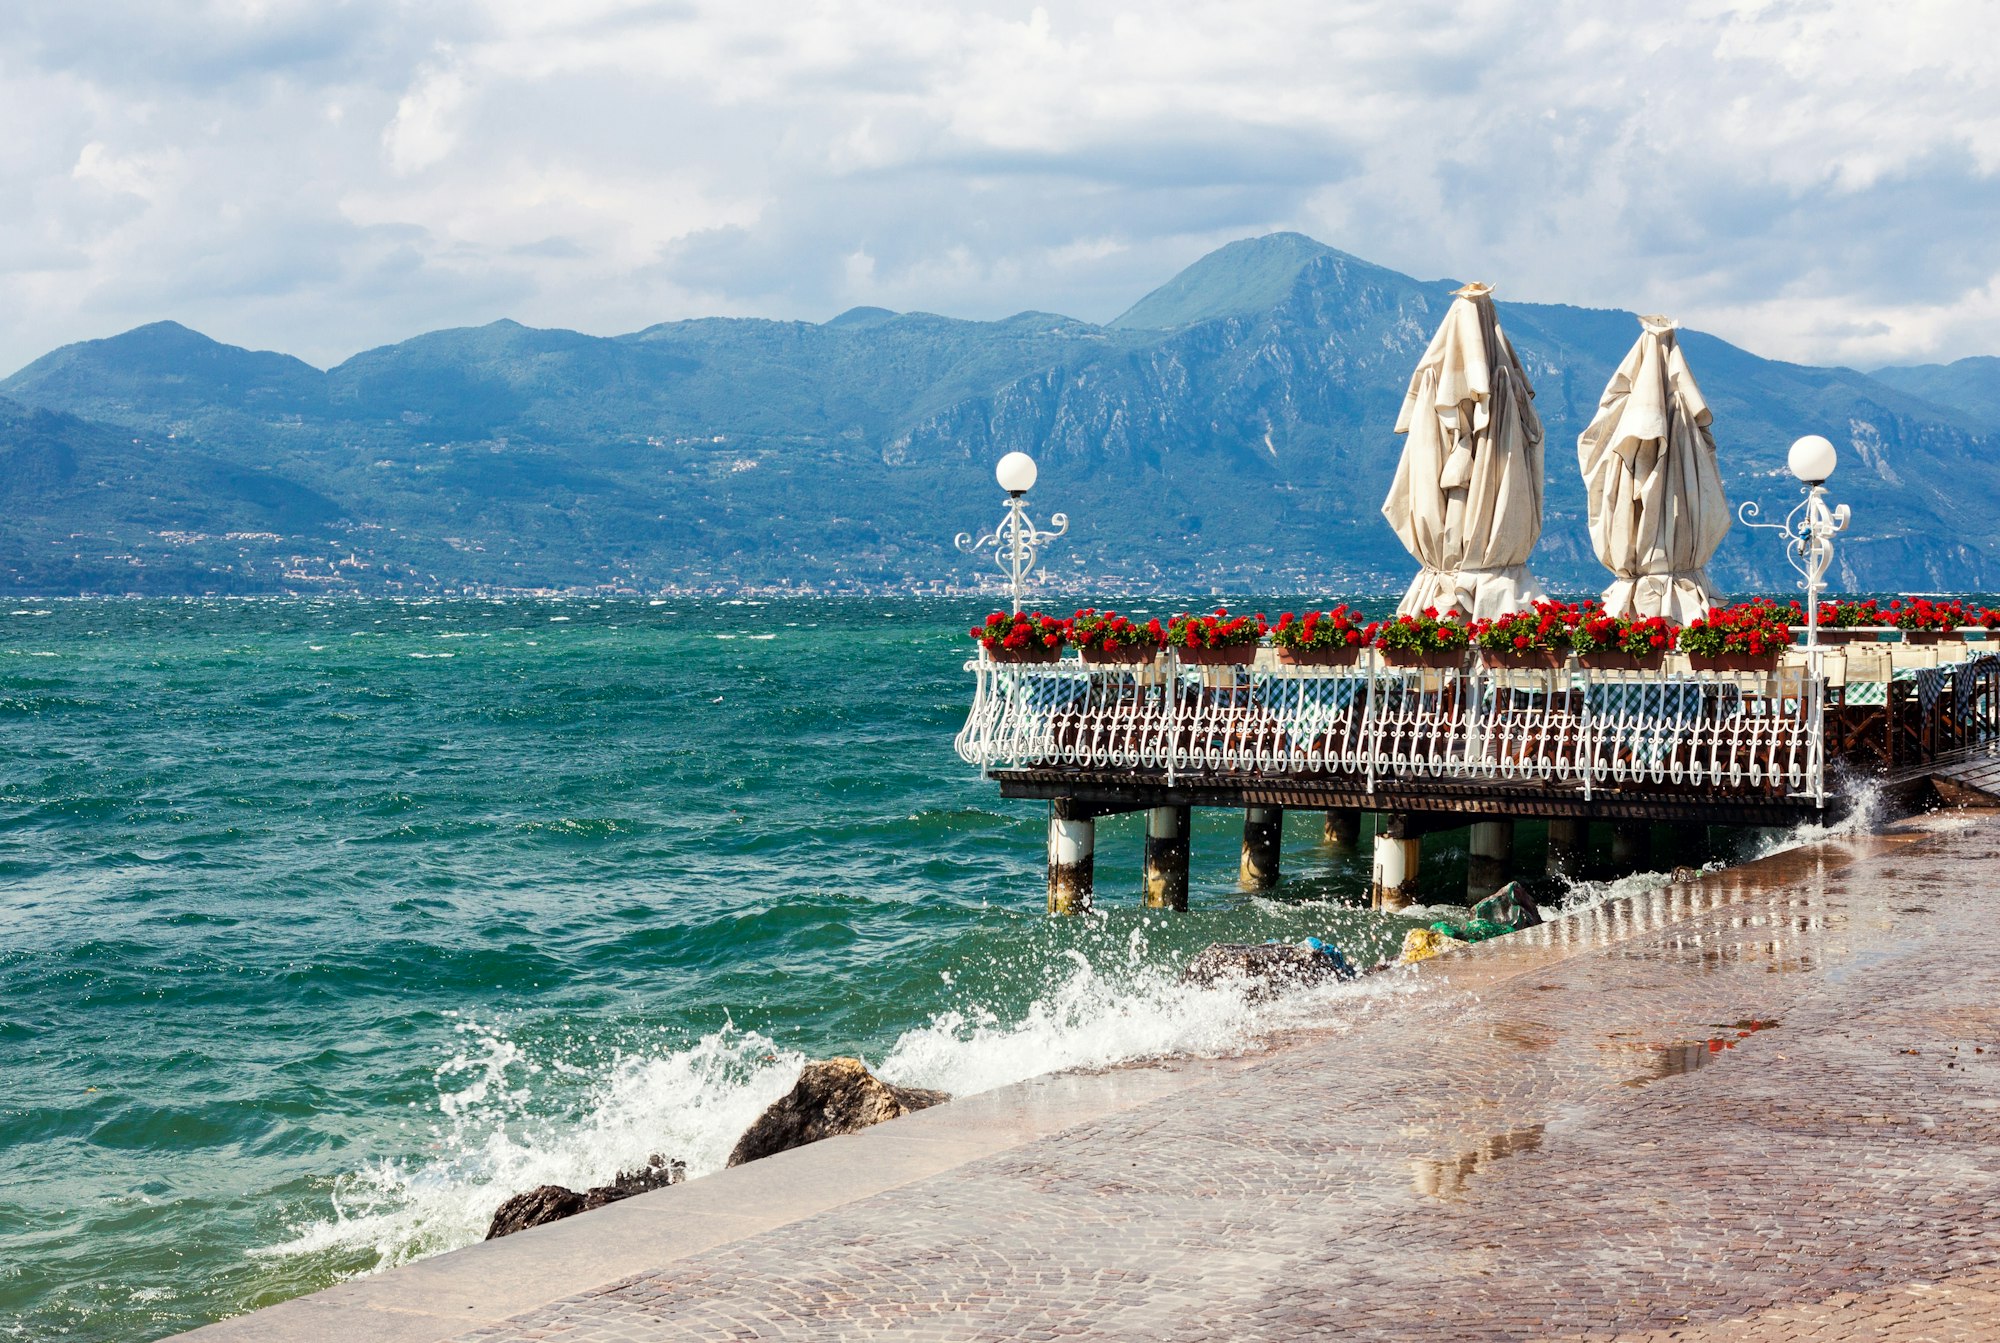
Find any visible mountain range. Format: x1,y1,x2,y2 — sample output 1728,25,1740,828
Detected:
3,232,1995,598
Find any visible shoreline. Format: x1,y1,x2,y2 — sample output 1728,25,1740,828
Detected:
165,812,1955,1342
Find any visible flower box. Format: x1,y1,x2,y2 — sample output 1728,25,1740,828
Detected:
1800,627,1878,645
986,645,1061,664
1577,649,1667,671
1481,648,1564,670
970,610,1068,661
1900,629,1948,645
1276,645,1362,667
1069,609,1164,665
1177,645,1258,666
1080,645,1158,665
1688,651,1782,673
1381,647,1465,670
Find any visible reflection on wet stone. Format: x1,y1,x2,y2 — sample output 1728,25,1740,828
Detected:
1411,1126,1546,1199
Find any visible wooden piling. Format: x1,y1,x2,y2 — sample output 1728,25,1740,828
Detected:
1468,819,1513,900
1322,807,1361,853
1047,799,1094,915
1143,805,1191,911
1546,818,1589,879
1239,806,1283,890
1371,835,1421,910
1611,821,1652,870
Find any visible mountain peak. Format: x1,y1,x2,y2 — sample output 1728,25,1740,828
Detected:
1109,232,1339,330
824,306,898,330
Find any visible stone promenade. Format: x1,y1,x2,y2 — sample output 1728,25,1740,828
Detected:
179,814,2000,1342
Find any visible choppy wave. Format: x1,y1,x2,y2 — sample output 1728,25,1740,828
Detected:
261,940,1405,1274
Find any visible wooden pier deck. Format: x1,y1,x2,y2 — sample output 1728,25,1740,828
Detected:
957,648,2000,908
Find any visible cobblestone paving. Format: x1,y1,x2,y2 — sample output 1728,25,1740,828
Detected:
460,820,2000,1341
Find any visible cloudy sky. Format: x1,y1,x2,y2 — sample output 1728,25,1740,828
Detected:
3,0,1996,374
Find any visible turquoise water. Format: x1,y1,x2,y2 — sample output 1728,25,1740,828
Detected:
3,597,1484,1341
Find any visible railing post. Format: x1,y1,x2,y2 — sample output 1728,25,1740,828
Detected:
1362,650,1380,795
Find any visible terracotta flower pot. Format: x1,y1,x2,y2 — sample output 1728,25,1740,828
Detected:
1899,629,1950,645
1811,628,1876,645
1577,649,1667,671
1380,647,1465,670
1178,644,1258,666
1275,645,1362,667
983,644,1061,664
1480,647,1564,670
1687,651,1782,673
1080,644,1159,665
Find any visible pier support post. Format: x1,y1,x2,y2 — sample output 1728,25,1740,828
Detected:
1371,835,1422,910
1468,820,1513,900
1240,807,1283,890
1048,800,1095,915
1143,805,1191,911
1546,818,1589,880
1611,821,1652,871
1322,807,1361,854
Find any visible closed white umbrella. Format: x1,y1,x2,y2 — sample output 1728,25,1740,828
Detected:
1577,316,1727,621
1382,282,1547,618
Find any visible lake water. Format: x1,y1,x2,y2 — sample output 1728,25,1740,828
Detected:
1,596,1648,1340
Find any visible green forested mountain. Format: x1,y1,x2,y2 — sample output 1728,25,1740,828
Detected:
3,234,1994,596
1869,356,2000,432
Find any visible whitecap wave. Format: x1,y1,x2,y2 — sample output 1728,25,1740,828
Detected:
261,940,1398,1275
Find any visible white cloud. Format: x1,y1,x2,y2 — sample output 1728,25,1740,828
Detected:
1,0,1996,373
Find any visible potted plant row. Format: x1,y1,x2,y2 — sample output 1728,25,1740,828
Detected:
969,610,1068,663
1270,607,1378,666
1469,603,1573,669
1374,608,1470,669
1570,611,1676,670
1796,597,2000,643
1069,609,1163,664
1167,610,1267,665
1678,602,1792,671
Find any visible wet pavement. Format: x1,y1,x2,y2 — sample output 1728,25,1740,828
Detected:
180,814,2000,1341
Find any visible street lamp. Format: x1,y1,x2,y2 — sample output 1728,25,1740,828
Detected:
1737,434,1851,651
954,451,1068,614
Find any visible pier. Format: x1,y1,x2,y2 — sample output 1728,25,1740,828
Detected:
955,643,2000,909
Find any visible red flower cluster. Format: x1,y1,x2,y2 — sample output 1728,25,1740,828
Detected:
1570,609,1676,656
969,610,1067,654
1878,597,1966,633
1166,608,1267,650
1269,606,1378,651
1468,601,1581,654
1374,607,1472,654
1069,608,1166,654
1678,601,1794,659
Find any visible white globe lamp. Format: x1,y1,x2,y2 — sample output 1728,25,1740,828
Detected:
995,451,1038,495
1787,435,1837,484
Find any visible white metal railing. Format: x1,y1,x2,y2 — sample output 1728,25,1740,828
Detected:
955,651,1833,802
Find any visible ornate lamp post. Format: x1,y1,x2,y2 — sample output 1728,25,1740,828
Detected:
955,451,1068,614
1737,434,1851,652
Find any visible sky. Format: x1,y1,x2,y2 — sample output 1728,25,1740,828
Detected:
3,0,1997,375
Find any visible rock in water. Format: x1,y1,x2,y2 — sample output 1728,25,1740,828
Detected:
581,1155,686,1209
486,1185,586,1239
727,1058,949,1167
1182,942,1352,1001
484,1155,686,1240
